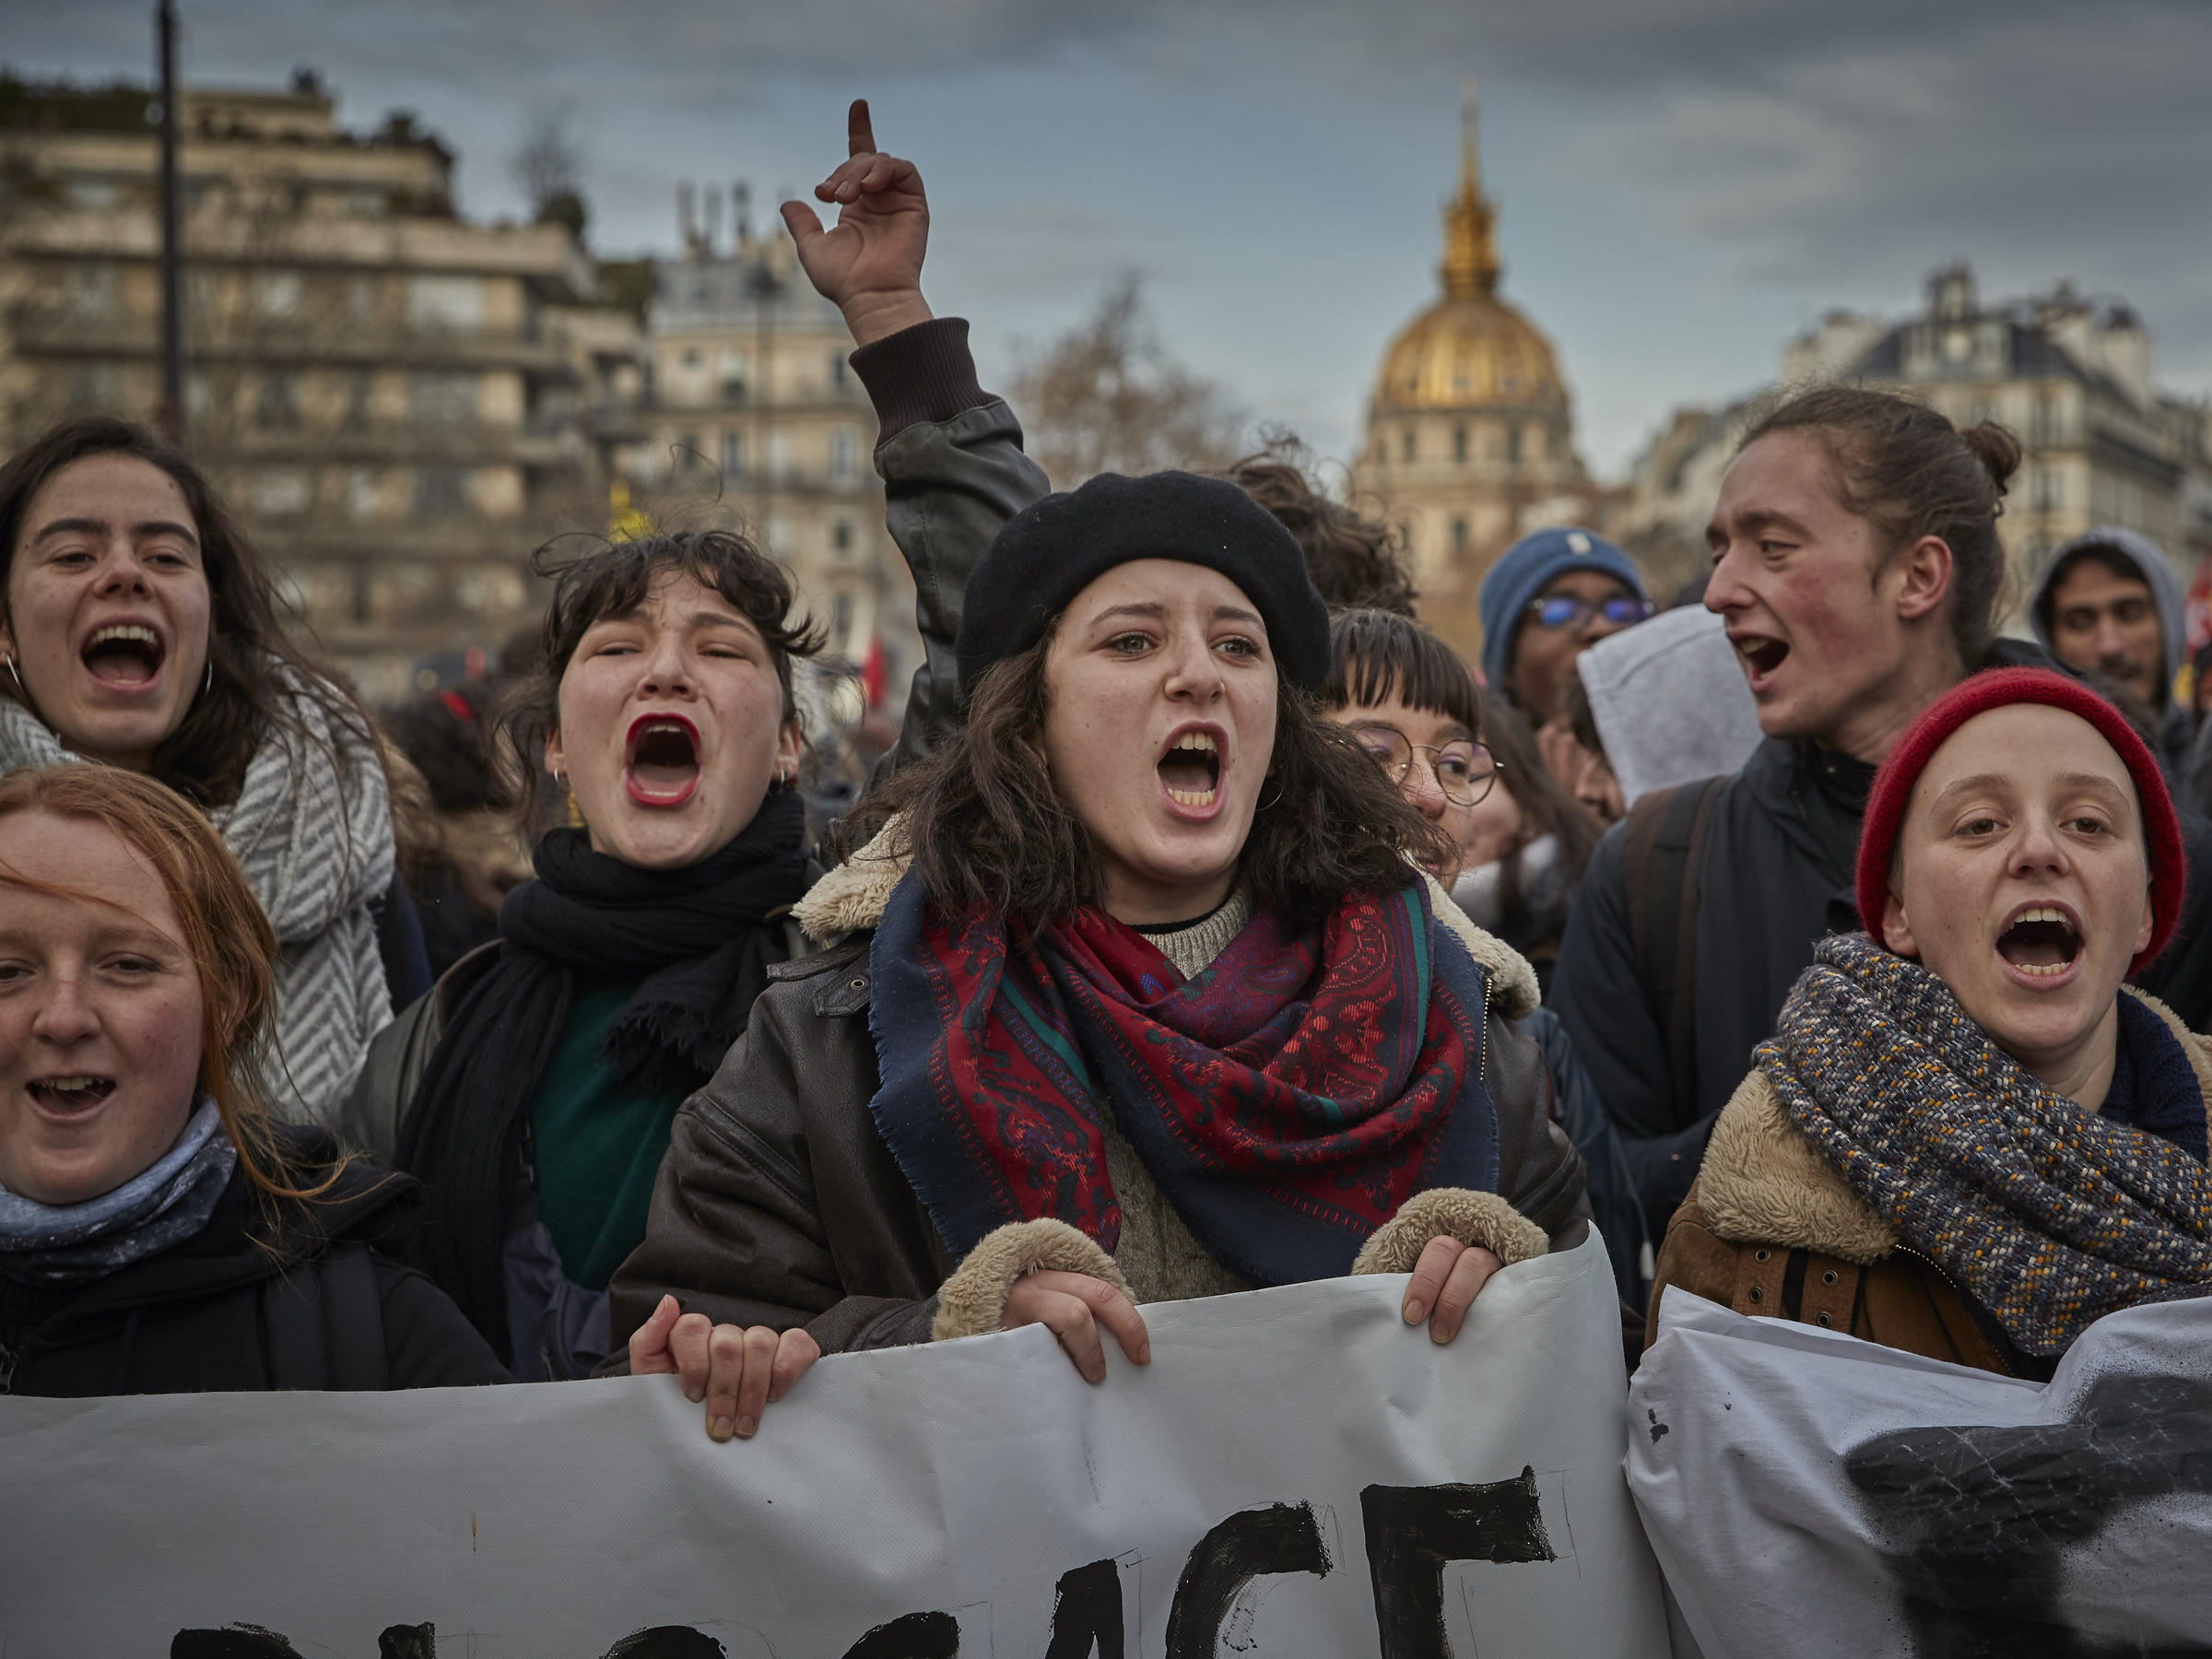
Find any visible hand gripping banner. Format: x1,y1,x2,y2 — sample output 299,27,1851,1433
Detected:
0,1233,1667,1658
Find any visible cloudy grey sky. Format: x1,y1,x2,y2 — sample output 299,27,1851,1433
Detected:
10,0,2210,477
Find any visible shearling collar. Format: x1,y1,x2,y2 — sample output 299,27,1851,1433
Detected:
1697,987,2212,1264
790,816,1541,1020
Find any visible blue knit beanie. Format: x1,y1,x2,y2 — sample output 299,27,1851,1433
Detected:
1477,526,1647,693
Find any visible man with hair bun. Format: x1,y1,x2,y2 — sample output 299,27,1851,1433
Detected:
1552,385,2212,1259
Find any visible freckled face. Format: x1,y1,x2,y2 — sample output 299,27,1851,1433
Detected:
0,811,206,1206
1883,704,2153,1081
1039,560,1277,926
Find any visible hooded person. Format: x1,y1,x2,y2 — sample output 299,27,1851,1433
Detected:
1647,669,2212,1378
0,766,506,1395
2029,526,2193,779
607,468,1592,1443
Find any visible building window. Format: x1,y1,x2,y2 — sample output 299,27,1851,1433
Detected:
1453,426,1467,464
406,275,484,332
831,427,856,484
254,371,300,429
346,371,374,430
1401,429,1416,464
409,371,477,428
251,468,312,518
720,429,743,477
682,347,703,370
66,361,122,409
65,264,119,322
344,276,379,326
253,270,304,320
1452,517,1469,552
65,175,119,210
1505,426,1523,464
414,465,468,518
832,517,853,553
830,350,849,388
770,431,792,478
677,432,701,467
343,468,380,522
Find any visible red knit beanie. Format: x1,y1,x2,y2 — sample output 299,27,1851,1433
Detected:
1855,667,2185,972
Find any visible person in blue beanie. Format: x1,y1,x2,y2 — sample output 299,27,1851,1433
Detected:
1477,527,1652,727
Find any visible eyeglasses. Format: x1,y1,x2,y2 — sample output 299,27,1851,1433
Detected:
1351,728,1500,807
1525,594,1653,630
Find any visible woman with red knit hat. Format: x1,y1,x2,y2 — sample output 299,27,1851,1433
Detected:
1647,668,2212,1377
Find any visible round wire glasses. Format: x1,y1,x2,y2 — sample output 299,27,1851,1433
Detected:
1350,727,1500,807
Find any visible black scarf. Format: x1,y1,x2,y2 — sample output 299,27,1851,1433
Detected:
395,791,807,1356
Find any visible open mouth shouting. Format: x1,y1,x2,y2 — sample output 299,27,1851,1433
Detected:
79,620,167,691
624,712,701,807
27,1074,118,1118
1729,631,1789,692
1995,901,2083,984
1157,725,1225,818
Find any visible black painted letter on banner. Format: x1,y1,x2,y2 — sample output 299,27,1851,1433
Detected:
1360,1468,1559,1659
1165,1500,1333,1659
841,1609,961,1658
1045,1558,1126,1659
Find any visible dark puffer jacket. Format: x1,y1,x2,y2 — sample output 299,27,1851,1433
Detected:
0,1129,509,1396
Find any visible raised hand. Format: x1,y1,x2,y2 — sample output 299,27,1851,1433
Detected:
781,98,934,347
629,1293,820,1441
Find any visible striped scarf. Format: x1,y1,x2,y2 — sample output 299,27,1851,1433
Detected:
0,667,393,1125
1762,932,2212,1355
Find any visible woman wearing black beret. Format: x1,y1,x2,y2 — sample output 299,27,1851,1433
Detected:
611,466,1591,1443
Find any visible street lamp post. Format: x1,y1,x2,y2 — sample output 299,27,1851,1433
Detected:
155,0,186,439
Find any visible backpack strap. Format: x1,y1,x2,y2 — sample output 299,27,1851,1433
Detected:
1620,776,1728,1122
263,1245,389,1392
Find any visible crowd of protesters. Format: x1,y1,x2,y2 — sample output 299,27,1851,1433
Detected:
3,98,2208,1479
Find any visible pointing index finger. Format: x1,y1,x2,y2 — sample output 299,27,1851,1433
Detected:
847,97,875,159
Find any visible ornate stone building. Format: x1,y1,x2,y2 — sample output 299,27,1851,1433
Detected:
1613,265,2212,607
1351,85,1590,654
0,72,639,701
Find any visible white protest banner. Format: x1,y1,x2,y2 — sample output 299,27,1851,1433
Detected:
0,1231,1665,1658
1628,1290,2212,1659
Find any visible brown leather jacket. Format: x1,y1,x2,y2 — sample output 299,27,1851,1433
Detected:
1646,990,2212,1376
606,864,1593,1361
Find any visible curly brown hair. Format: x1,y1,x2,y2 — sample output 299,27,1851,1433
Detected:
1219,438,1418,617
847,620,1455,932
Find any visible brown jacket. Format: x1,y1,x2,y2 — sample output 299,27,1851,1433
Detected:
606,843,1592,1360
1646,989,2212,1375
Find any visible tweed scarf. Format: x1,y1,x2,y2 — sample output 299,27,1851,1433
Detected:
0,1100,235,1285
0,667,394,1126
1761,932,2212,1355
867,871,1500,1287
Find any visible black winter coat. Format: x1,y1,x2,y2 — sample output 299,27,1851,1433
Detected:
1554,646,2212,1240
0,1130,509,1397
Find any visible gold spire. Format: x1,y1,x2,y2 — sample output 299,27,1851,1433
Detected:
1441,75,1500,298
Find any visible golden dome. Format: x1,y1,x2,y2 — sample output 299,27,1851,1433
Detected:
1371,84,1567,415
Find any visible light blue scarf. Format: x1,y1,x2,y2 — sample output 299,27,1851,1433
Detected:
0,1100,237,1284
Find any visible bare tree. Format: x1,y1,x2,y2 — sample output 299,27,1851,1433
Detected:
1010,274,1246,488
511,106,586,239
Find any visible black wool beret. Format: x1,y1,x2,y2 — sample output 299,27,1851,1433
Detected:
954,470,1333,695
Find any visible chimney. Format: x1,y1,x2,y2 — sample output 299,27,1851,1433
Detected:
732,181,752,251
701,185,723,256
677,179,697,257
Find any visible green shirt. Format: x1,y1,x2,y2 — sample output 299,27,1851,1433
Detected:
529,980,689,1291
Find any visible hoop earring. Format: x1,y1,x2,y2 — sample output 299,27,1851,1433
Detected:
201,660,214,698
1256,778,1283,812
2,653,22,699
